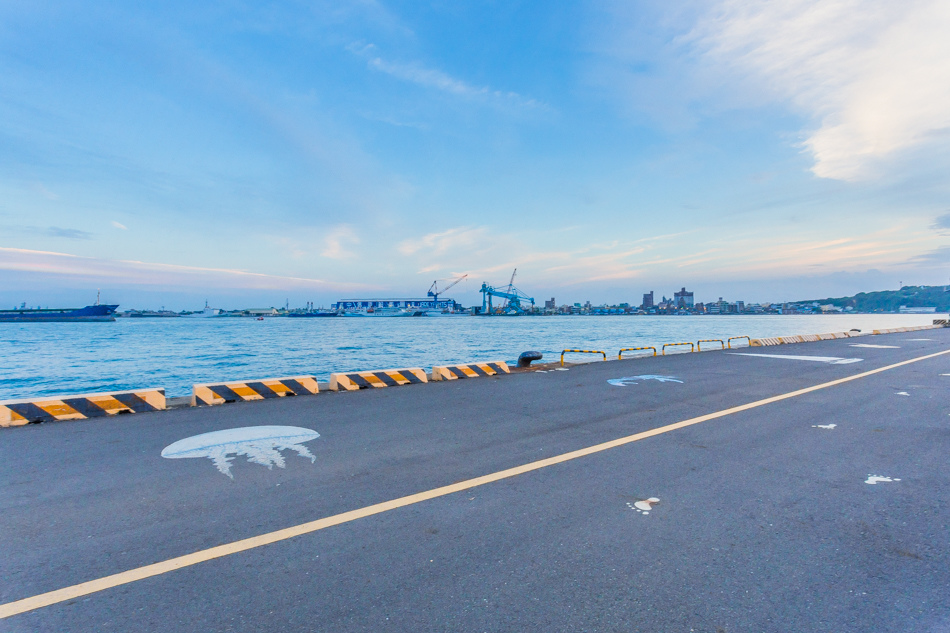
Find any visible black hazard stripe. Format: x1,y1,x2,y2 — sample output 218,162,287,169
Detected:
6,402,56,423
372,372,400,386
469,364,492,376
245,382,279,399
113,392,159,413
208,385,243,402
345,374,373,389
61,398,108,418
281,379,310,396
448,366,470,378
486,363,506,374
398,370,424,384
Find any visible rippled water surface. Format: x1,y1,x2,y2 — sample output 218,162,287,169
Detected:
0,314,939,399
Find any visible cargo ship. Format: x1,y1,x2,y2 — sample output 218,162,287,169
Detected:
0,303,119,322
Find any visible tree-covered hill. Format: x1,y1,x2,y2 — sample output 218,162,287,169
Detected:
798,285,950,312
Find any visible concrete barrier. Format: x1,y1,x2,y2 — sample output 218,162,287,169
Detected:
934,319,948,326
330,368,428,391
192,376,319,406
872,325,941,335
1,388,165,427
431,361,510,381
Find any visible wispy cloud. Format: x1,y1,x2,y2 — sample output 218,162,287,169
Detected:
931,212,950,232
111,221,128,230
398,226,489,256
0,247,371,292
321,224,360,259
46,227,93,240
691,0,950,180
348,42,543,109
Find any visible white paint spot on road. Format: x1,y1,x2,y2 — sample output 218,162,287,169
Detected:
907,339,932,341
812,423,837,429
895,391,910,396
162,426,320,479
627,497,660,515
850,344,899,349
865,475,901,485
554,368,569,371
608,375,683,387
729,353,862,365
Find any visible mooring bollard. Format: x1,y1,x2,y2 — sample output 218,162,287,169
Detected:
518,351,543,367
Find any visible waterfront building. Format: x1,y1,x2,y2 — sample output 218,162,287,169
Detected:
642,291,654,309
674,287,694,308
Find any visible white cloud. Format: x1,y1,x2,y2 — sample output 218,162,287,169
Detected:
321,224,360,259
692,0,950,180
0,247,370,292
111,221,128,230
397,226,488,256
348,42,542,109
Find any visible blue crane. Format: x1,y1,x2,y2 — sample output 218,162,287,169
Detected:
479,269,535,315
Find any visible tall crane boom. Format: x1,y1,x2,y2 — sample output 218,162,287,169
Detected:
479,269,534,315
427,274,468,301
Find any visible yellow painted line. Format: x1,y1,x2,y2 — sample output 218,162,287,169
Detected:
2,347,949,619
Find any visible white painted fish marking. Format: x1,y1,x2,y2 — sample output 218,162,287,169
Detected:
608,375,683,387
627,497,660,515
850,344,899,349
865,475,900,485
895,391,910,396
812,423,837,429
729,353,862,365
162,426,320,479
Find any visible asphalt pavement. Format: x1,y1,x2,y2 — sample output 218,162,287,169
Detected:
2,330,949,632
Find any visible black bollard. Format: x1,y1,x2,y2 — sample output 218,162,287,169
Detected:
518,351,543,367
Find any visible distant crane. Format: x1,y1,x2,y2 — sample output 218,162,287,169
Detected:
479,268,535,315
428,274,468,301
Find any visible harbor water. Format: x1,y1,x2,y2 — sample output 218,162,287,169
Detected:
0,314,940,400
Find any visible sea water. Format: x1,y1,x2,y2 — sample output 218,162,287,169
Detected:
0,314,939,399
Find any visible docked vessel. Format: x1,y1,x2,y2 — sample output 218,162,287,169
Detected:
0,303,119,322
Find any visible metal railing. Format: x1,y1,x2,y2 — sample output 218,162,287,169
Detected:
696,339,724,351
560,349,607,366
661,342,695,355
618,347,657,360
727,336,750,349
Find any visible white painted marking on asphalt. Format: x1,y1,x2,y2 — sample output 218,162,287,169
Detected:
865,475,900,485
850,344,899,349
161,426,320,479
812,423,836,429
895,391,910,396
907,339,932,341
608,375,683,387
554,368,569,371
627,497,659,515
729,353,863,365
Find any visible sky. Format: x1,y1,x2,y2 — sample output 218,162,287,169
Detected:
1,0,949,310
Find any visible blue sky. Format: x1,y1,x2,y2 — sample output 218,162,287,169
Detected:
1,0,949,309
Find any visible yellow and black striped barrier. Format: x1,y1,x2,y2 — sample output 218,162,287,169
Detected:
618,347,656,360
662,342,694,355
727,336,750,349
560,349,607,366
432,361,510,381
192,376,319,406
330,368,428,391
697,339,724,351
1,388,166,427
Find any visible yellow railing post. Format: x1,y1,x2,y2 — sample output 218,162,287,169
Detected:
696,339,724,351
727,336,751,349
661,342,695,355
560,349,607,366
618,347,657,360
